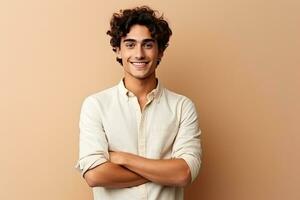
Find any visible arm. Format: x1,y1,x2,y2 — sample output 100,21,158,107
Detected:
171,98,202,183
110,152,191,187
84,162,148,188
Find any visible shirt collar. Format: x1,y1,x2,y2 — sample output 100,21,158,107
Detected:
118,79,163,102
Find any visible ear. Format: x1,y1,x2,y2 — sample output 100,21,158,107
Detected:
116,47,122,59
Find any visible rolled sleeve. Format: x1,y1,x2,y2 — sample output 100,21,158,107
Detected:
172,98,202,183
75,96,109,177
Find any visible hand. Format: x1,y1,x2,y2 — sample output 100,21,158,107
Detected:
109,151,128,165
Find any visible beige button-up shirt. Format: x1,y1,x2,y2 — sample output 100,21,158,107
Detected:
76,80,201,200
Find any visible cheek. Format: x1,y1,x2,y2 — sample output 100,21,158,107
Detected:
121,51,132,60
147,50,159,58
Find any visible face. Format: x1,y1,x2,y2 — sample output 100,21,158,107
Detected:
116,24,163,81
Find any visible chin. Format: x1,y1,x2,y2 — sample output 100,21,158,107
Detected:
133,75,149,80
130,73,151,79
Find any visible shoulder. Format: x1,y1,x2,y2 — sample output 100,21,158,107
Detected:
162,88,199,125
162,87,196,107
161,87,198,120
81,84,118,109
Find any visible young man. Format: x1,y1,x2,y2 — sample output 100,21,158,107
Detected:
76,6,201,200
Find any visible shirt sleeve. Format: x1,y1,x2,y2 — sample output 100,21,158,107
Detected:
171,98,202,183
75,96,109,178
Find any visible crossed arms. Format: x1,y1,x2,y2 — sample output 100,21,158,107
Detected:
77,96,201,189
84,152,191,188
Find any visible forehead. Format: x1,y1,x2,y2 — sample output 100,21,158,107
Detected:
122,24,154,41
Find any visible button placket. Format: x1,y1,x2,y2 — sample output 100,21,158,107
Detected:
136,97,154,200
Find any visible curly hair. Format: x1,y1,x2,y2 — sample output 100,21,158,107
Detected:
106,6,172,65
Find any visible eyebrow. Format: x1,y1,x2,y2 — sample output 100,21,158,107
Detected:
123,38,155,43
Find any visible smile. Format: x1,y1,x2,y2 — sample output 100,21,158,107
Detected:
130,61,149,67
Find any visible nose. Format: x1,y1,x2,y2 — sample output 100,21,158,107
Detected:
135,44,145,59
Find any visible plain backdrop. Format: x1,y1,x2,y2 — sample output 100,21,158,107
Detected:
1,0,299,199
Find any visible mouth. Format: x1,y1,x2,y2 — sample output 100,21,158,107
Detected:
130,61,150,67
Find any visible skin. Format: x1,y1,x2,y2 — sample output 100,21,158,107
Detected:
109,152,191,187
84,24,191,188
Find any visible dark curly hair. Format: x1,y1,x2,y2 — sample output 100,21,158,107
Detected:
106,6,172,65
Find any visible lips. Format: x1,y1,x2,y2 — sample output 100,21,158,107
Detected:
130,61,149,67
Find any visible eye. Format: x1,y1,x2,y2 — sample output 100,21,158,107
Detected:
143,42,154,49
125,42,135,49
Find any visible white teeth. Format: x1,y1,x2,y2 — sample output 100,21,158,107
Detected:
131,62,147,66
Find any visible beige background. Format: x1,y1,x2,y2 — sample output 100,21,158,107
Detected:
1,0,299,199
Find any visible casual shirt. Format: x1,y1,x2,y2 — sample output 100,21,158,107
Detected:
75,80,202,200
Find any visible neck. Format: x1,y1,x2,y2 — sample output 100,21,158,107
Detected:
123,75,157,98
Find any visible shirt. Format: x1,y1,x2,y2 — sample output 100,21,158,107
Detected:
75,80,202,200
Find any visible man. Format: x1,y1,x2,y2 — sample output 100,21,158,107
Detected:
76,6,201,200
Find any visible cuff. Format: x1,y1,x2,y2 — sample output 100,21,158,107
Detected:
177,154,201,183
75,154,108,178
